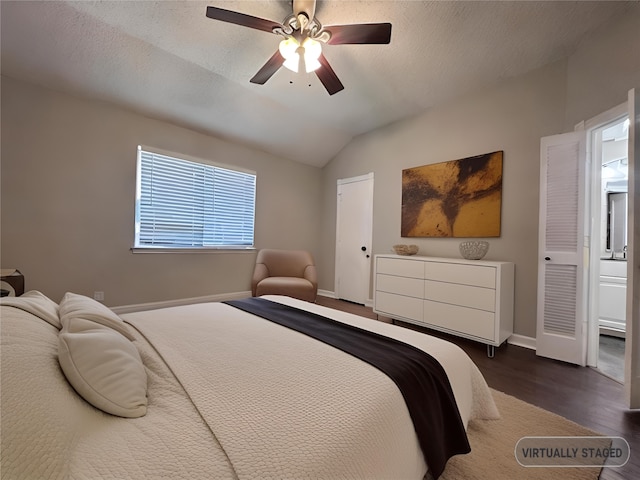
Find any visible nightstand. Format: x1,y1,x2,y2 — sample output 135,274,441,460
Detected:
1,269,25,297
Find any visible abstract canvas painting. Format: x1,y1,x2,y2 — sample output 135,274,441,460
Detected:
401,151,503,237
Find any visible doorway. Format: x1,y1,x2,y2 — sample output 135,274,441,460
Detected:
587,110,629,382
334,173,374,305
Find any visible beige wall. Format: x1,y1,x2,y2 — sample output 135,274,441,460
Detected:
564,6,640,130
320,61,567,338
0,77,323,306
320,7,640,339
2,6,638,329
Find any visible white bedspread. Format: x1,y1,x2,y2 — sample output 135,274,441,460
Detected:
1,294,498,480
1,304,236,480
123,295,498,480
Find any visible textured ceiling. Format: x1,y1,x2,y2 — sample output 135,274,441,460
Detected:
1,1,636,167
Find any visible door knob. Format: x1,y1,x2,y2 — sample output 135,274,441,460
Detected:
361,246,367,251
545,257,551,261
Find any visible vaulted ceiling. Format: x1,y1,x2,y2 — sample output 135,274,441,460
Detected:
1,1,635,167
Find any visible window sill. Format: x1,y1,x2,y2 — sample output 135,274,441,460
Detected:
131,247,256,254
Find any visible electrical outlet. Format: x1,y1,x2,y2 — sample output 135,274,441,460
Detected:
94,291,104,301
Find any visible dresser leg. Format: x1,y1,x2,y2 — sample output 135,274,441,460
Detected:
487,344,495,358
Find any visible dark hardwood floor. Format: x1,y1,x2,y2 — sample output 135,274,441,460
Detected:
315,296,639,480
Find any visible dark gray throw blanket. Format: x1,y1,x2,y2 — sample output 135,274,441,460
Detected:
224,297,470,479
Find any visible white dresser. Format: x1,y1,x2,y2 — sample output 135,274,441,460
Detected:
373,255,515,357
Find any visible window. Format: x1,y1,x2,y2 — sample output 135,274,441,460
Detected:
134,146,256,250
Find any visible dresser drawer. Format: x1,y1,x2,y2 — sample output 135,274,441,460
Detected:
373,255,514,353
377,274,424,298
424,262,495,288
423,300,495,342
376,257,424,279
424,280,495,312
376,291,423,320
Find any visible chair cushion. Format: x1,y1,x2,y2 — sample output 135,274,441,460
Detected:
256,277,316,302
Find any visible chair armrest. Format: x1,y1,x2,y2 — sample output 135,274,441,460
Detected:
251,264,269,296
303,265,318,290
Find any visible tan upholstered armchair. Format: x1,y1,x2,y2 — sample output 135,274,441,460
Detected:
251,249,318,302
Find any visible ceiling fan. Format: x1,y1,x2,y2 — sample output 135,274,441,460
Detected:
205,0,392,95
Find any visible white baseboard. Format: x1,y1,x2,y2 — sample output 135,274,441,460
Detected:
507,334,536,350
116,289,339,314
317,289,335,298
599,326,626,339
112,291,252,315
317,290,374,308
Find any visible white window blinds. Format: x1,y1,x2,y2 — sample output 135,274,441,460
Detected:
135,147,256,249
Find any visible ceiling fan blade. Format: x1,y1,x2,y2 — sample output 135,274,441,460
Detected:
250,50,285,85
206,6,282,33
326,23,392,45
316,54,344,96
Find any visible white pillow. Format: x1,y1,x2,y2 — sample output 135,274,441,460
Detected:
0,290,61,329
59,292,135,341
58,317,148,418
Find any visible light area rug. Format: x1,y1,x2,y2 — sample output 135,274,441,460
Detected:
440,389,603,480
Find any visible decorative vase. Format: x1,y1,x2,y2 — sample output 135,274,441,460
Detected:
459,241,489,260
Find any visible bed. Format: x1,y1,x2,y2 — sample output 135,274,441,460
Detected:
1,291,499,480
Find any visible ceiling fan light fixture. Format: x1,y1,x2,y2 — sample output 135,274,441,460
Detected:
279,36,322,73
205,1,391,94
302,37,322,72
279,37,301,72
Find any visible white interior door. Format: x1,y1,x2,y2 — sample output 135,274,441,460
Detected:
537,131,588,365
625,87,640,408
335,173,373,304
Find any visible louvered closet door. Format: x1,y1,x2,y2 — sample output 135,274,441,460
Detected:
536,131,587,366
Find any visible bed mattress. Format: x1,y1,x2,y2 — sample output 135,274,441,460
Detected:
1,293,498,479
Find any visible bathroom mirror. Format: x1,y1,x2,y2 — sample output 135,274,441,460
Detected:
606,191,628,257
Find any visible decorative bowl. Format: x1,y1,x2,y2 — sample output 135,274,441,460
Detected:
393,244,419,256
459,241,489,260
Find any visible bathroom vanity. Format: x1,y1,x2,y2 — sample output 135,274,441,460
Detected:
599,259,627,336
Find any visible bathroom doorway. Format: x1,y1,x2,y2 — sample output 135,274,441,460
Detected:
588,111,629,382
